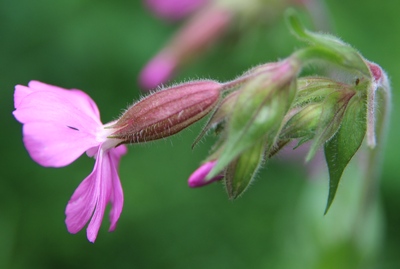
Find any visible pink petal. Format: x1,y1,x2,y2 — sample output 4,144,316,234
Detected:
65,145,127,243
13,89,102,167
22,122,101,167
86,150,111,243
145,0,207,20
14,87,101,127
108,145,127,231
28,81,100,119
188,160,224,188
14,85,34,109
65,156,100,235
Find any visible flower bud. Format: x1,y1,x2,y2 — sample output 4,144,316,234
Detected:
110,80,222,143
367,62,383,83
188,161,224,188
208,59,300,178
281,77,357,160
225,139,265,199
281,103,322,143
139,6,232,89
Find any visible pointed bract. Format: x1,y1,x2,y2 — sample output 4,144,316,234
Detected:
324,93,367,213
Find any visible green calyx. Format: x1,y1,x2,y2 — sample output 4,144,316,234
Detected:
207,60,299,179
225,139,265,199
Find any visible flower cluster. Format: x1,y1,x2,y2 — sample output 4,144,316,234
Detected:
187,12,390,214
13,11,389,242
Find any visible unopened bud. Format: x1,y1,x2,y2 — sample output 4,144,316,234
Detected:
281,103,322,142
208,59,300,178
225,139,265,199
367,62,383,83
110,80,222,143
188,160,224,188
139,6,232,90
281,78,357,160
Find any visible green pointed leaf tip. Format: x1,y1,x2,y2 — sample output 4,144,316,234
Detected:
192,90,240,148
285,9,370,77
285,8,308,40
225,140,265,199
324,92,367,213
208,60,299,179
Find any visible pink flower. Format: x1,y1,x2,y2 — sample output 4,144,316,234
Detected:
13,81,127,243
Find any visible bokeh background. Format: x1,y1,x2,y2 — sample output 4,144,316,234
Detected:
1,0,399,268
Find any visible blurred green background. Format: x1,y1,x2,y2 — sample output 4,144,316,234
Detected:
1,0,399,268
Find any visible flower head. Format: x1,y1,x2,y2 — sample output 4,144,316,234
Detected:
13,81,127,242
13,79,223,242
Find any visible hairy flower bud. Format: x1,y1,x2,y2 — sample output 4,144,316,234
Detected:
110,80,222,143
281,77,357,160
225,139,265,199
207,58,300,179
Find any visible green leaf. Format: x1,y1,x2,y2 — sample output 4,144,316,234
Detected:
324,93,367,213
225,140,265,199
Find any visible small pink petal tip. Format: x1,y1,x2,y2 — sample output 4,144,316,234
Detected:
367,62,382,82
188,161,224,188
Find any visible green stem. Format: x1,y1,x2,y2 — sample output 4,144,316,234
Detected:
292,46,343,66
292,46,370,78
